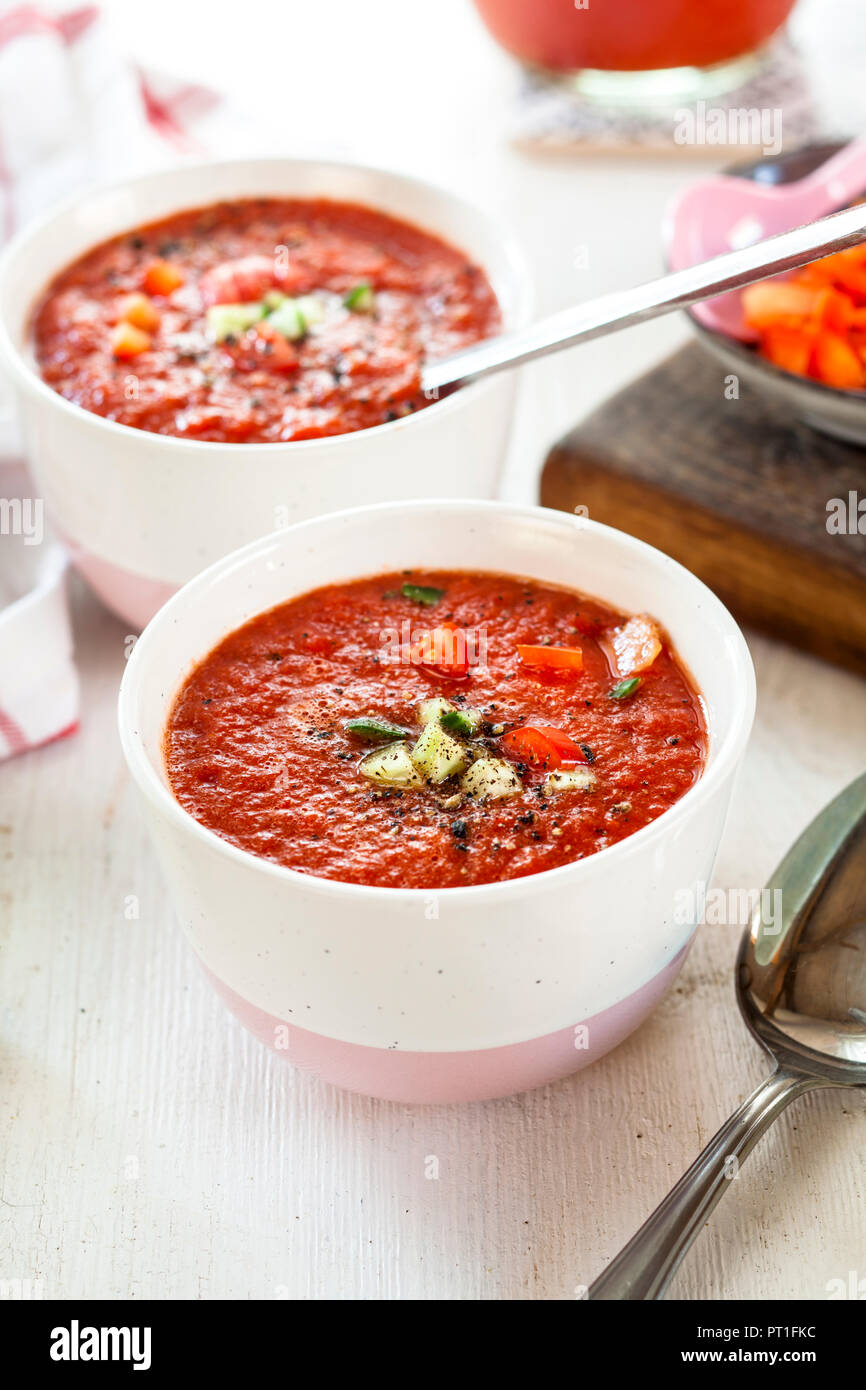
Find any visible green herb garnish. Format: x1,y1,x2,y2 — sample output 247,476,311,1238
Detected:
609,677,641,700
343,281,376,313
401,582,444,607
440,708,476,738
344,717,410,743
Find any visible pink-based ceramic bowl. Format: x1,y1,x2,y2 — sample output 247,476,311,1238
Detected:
117,500,755,1104
0,159,531,629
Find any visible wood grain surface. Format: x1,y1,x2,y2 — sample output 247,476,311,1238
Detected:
541,347,866,674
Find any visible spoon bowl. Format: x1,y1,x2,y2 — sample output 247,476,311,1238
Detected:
589,771,866,1300
741,770,866,1075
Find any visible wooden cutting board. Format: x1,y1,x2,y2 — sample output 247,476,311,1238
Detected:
540,347,866,676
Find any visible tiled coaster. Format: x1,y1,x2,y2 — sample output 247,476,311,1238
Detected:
510,37,820,156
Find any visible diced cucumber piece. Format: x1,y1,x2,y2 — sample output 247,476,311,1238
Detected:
345,716,410,743
206,302,266,342
418,697,452,727
440,707,482,738
543,768,595,794
266,299,307,341
263,290,287,310
295,294,326,326
410,722,469,785
460,757,522,801
359,741,424,787
343,281,376,313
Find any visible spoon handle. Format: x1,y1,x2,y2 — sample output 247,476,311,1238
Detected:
588,1067,824,1300
422,201,866,393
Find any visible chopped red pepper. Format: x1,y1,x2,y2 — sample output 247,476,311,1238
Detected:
119,291,160,333
412,620,470,679
143,259,185,297
110,321,151,358
502,723,585,769
517,644,583,672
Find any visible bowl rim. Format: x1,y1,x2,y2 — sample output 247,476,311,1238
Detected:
118,499,756,903
0,155,534,455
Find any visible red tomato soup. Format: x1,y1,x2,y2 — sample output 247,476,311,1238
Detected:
165,571,707,889
32,199,500,443
472,0,795,73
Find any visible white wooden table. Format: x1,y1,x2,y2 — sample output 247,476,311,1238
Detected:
3,0,865,1301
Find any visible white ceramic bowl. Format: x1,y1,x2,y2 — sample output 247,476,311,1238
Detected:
118,500,755,1104
0,159,532,628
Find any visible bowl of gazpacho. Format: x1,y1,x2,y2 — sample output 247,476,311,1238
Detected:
118,500,755,1103
0,160,530,627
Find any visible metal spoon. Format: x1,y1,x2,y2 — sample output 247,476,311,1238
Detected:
589,771,866,1301
422,203,866,395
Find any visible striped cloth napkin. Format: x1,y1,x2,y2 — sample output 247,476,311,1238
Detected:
0,2,220,759
0,462,76,758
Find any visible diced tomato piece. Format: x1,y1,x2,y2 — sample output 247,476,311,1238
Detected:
227,320,299,373
759,325,814,376
199,254,296,307
799,246,866,283
810,330,865,389
742,280,825,330
503,723,585,769
119,291,160,333
799,257,841,286
143,259,185,297
833,268,866,300
517,644,583,672
252,320,298,371
749,247,866,387
609,614,662,677
110,321,151,358
411,620,470,679
847,328,866,362
817,245,866,301
816,287,856,333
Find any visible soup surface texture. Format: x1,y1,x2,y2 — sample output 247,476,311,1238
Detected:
165,571,707,889
32,198,500,443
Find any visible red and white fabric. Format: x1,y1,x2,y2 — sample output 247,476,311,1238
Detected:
0,462,76,757
0,2,222,759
